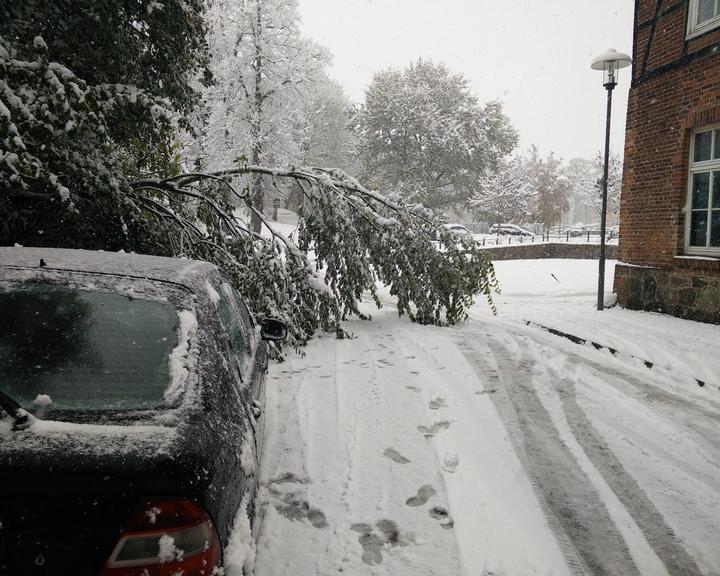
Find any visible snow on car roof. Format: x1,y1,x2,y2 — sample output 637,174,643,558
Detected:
0,247,218,293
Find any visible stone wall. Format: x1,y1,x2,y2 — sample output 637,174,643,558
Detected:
615,262,720,324
481,243,618,261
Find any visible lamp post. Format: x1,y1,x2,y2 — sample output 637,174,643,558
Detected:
591,48,632,311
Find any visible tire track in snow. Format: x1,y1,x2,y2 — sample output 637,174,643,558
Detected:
547,356,704,576
461,321,712,576
403,325,573,576
459,328,643,576
455,330,591,576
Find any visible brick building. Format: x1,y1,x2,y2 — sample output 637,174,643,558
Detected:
615,0,720,322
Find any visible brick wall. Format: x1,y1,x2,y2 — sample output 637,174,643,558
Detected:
615,0,720,322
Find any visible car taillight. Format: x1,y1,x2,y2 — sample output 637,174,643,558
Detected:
100,499,221,576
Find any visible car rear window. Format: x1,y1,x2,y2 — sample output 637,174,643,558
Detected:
0,283,178,412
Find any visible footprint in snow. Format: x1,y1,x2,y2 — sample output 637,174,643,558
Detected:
268,472,308,485
443,450,459,473
406,485,436,507
383,448,410,464
429,507,455,529
276,494,328,529
417,421,450,438
351,520,413,565
429,506,448,519
429,397,447,410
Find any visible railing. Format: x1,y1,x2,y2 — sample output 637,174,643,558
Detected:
475,230,618,247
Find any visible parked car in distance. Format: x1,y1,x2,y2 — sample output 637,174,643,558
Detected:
567,223,588,237
489,223,534,237
442,223,473,237
568,223,603,238
0,247,286,576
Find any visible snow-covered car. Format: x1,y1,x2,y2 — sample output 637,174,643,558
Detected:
568,223,601,237
442,223,473,237
0,247,286,575
567,223,587,237
489,224,534,237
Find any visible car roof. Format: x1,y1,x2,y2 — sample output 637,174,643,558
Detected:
0,247,219,293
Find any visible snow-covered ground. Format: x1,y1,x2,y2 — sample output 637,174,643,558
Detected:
249,259,720,576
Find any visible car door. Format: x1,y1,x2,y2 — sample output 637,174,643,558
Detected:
212,280,268,452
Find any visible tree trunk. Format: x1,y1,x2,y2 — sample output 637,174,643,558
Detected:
250,1,264,233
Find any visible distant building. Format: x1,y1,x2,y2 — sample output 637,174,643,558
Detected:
615,0,720,322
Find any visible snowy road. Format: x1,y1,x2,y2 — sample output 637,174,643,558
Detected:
251,260,720,576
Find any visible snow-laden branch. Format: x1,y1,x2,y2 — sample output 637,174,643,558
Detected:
129,166,499,347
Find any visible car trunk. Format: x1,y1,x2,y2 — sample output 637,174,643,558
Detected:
0,427,210,576
0,465,146,574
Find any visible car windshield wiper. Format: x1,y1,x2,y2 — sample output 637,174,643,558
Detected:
0,388,30,430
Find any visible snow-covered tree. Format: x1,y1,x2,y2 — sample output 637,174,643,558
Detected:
126,167,499,347
201,0,330,231
470,157,532,226
564,152,623,220
297,76,358,174
2,43,499,348
0,0,209,248
520,146,570,229
2,4,501,349
358,59,517,210
589,151,623,216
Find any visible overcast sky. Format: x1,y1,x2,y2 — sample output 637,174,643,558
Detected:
297,0,634,162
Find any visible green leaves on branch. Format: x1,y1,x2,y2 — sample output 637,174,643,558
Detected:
130,167,499,347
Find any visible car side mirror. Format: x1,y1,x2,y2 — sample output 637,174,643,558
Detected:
261,318,288,342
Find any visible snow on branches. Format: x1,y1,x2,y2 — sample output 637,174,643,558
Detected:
0,34,173,211
2,27,498,349
470,157,532,226
130,166,498,347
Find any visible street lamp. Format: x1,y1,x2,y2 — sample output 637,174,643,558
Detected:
591,48,632,311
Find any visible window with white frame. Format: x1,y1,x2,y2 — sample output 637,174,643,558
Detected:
688,0,720,37
686,125,720,253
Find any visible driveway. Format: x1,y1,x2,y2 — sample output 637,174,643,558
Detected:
250,260,720,576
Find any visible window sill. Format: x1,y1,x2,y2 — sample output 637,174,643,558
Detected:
676,254,720,261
